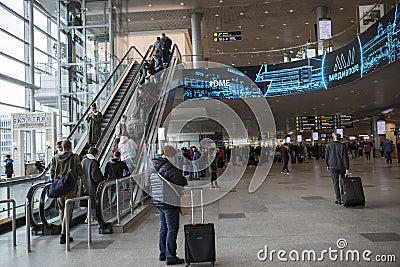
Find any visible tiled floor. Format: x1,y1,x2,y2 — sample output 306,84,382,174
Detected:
1,157,399,266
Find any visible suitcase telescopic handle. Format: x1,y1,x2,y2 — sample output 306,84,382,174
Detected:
190,188,204,224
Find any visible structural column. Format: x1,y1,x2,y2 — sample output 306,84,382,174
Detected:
28,0,36,160
316,6,327,56
191,12,203,66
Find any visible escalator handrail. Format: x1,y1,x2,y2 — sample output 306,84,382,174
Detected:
0,169,48,187
95,45,154,163
67,46,144,140
25,181,50,230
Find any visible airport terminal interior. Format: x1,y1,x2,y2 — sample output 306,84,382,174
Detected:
0,0,399,266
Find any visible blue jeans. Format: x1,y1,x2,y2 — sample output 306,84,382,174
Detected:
157,207,180,261
330,168,345,202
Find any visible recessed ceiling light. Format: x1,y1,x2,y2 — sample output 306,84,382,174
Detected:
256,37,260,40
248,62,251,64
264,11,269,14
127,19,130,22
334,97,340,100
296,35,300,37
350,20,354,23
289,9,294,13
339,7,344,11
260,24,264,27
215,14,219,17
238,25,242,29
231,63,235,66
219,0,223,3
234,48,238,51
216,26,219,30
240,12,244,15
148,4,152,7
321,103,325,106
217,49,220,52
180,2,184,5
183,15,187,19
253,47,256,50
305,22,309,25
113,6,117,9
350,90,354,93
150,17,154,20
276,36,280,39
283,23,287,26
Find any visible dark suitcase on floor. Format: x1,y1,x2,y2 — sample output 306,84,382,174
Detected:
340,176,365,207
184,188,216,266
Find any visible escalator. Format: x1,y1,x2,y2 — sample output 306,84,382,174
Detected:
95,44,182,233
25,45,154,235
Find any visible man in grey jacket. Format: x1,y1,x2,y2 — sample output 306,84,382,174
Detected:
325,133,350,205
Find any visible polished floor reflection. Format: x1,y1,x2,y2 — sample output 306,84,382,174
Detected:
1,157,399,266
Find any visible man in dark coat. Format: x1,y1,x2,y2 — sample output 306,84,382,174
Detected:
104,151,130,180
3,155,13,178
81,147,104,223
86,103,102,147
325,133,350,205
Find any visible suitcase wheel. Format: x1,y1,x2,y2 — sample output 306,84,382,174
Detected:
211,261,215,266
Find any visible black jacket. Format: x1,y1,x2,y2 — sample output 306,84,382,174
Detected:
81,156,104,205
104,158,130,180
325,141,350,170
150,157,187,208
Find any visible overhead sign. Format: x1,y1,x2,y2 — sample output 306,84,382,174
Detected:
11,112,54,130
213,31,242,42
319,18,332,40
296,115,353,131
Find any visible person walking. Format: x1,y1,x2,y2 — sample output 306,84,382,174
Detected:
364,142,372,161
280,144,290,174
382,139,394,164
3,155,13,178
81,147,104,224
49,140,88,244
325,133,350,205
150,146,188,265
86,103,103,147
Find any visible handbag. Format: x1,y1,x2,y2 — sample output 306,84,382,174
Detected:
47,155,76,198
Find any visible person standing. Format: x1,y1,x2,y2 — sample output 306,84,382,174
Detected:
81,147,104,224
3,155,13,178
325,133,350,205
397,142,400,163
209,148,219,188
382,139,394,164
115,115,129,139
50,140,88,244
280,144,290,174
86,103,103,147
150,146,187,265
160,33,172,65
104,151,130,180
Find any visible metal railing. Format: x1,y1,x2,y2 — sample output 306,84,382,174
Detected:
0,170,48,222
25,198,31,252
65,196,91,251
0,199,16,247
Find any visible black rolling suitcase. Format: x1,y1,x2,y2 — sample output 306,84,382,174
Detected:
340,176,365,207
184,188,216,267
